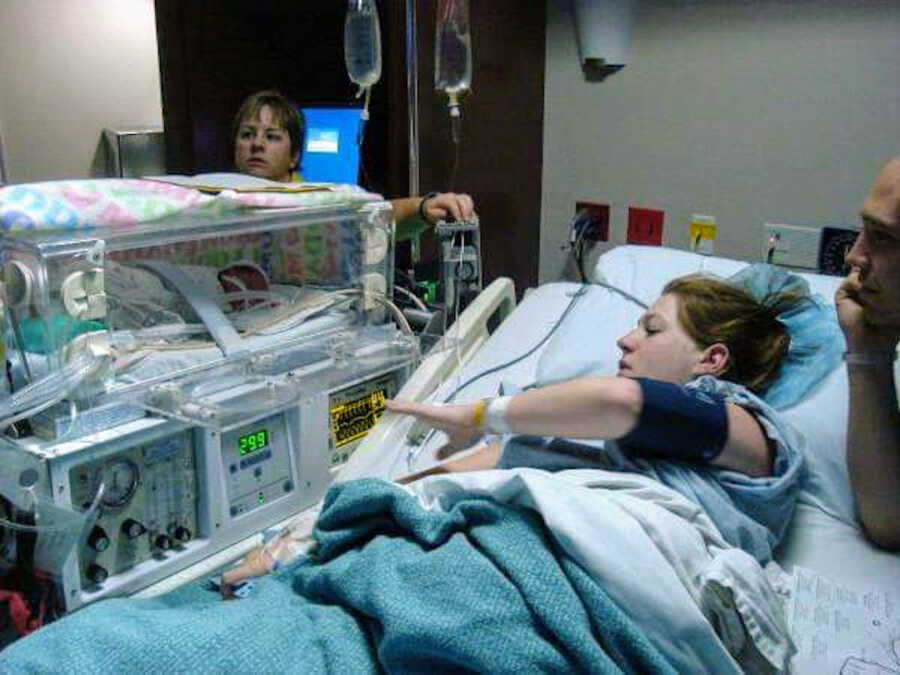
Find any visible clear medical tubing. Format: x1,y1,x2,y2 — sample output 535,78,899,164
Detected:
0,350,103,428
434,0,472,102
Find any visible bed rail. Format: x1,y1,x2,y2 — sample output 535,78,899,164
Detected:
337,277,516,481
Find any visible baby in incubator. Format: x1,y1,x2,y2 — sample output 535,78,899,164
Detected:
105,259,271,331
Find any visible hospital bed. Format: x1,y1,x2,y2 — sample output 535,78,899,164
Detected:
339,244,900,672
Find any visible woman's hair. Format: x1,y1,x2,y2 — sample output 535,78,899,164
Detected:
231,90,305,161
663,274,801,393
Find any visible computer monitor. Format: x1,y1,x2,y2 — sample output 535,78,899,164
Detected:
298,105,363,185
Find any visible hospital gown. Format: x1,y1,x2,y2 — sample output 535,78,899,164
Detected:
497,375,803,564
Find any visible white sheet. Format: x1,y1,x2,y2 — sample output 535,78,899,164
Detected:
408,467,794,672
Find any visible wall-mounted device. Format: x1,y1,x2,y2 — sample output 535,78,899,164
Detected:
102,128,166,178
572,0,634,78
762,222,859,275
818,226,859,277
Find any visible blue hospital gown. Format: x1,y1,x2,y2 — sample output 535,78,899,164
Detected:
496,375,804,564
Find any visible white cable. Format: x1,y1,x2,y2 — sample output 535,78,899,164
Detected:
335,288,414,336
394,284,428,311
452,231,464,376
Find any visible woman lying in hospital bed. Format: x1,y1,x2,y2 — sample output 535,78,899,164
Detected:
0,269,827,673
386,274,803,557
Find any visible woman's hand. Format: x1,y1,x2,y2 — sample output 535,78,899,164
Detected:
385,398,483,455
421,192,476,224
220,545,273,599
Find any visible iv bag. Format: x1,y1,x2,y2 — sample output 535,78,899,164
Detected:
435,0,472,96
344,0,382,92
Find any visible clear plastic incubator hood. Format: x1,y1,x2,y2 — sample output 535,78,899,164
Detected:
0,178,418,610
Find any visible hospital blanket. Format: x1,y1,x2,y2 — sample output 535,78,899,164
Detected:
0,478,673,674
0,178,380,233
408,468,795,673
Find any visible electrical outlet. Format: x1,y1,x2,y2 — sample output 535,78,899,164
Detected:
574,201,609,241
627,207,664,246
762,223,822,269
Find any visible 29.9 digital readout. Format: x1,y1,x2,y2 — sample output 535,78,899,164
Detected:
238,429,269,456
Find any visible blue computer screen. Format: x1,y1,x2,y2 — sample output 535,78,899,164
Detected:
299,106,363,185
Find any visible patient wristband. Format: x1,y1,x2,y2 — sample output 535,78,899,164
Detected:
843,351,896,366
471,399,487,430
617,378,729,464
476,396,512,434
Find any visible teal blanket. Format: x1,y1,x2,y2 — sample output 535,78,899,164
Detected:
0,479,674,674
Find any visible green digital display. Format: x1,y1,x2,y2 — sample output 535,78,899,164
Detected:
238,429,269,456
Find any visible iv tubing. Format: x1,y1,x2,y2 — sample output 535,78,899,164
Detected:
0,350,105,428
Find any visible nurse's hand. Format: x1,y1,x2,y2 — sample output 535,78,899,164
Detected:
385,398,483,455
421,192,476,224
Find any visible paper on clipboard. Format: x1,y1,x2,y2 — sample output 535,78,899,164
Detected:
788,565,900,674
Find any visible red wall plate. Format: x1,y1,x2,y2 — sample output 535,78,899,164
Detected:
627,207,664,245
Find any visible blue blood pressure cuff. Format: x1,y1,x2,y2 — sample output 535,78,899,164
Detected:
617,378,728,463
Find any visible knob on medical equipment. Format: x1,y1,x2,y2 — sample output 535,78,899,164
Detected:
86,563,109,585
3,260,34,308
173,525,192,543
88,526,110,552
61,268,106,320
121,518,146,540
154,533,172,551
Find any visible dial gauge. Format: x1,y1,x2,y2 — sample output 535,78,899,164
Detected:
99,459,139,507
818,227,859,277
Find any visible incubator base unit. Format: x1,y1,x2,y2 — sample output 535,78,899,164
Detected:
2,361,408,611
0,179,419,610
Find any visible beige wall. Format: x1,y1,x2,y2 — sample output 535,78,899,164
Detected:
0,0,162,183
541,0,900,281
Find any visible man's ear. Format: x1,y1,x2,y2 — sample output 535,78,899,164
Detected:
696,343,730,377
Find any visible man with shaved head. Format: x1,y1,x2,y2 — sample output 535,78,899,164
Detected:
836,157,900,550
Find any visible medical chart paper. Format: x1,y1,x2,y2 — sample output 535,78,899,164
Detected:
788,565,899,673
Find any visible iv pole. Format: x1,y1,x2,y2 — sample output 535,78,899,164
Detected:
0,117,8,184
405,0,421,264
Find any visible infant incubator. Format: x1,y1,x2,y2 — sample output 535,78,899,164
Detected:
0,179,418,610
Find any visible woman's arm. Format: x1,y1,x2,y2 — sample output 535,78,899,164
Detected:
397,442,503,484
719,404,774,477
386,376,774,476
389,192,476,225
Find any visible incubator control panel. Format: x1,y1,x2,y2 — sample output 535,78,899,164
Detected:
220,413,295,518
328,372,398,469
69,430,197,589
